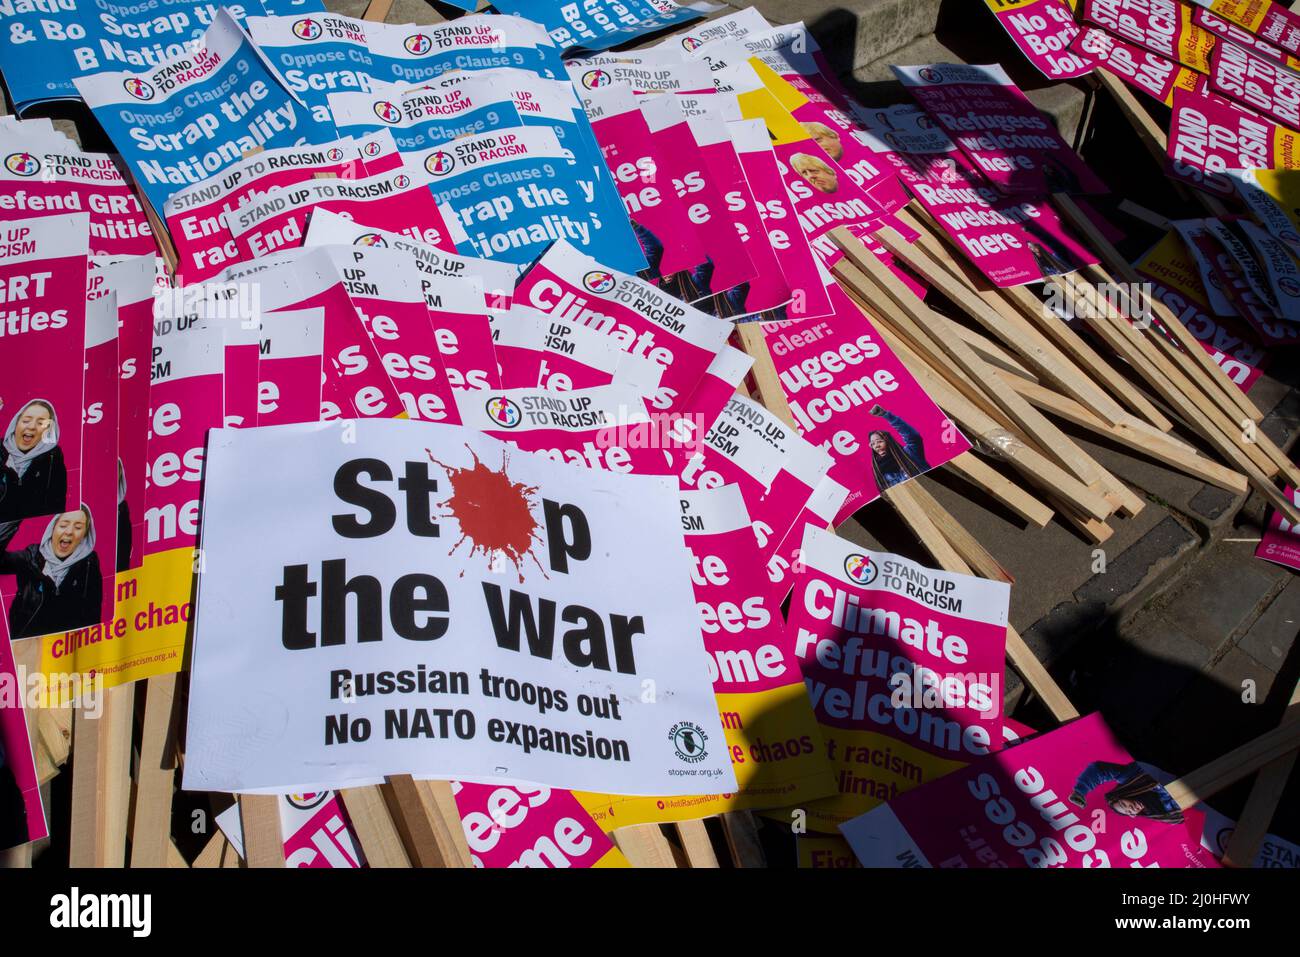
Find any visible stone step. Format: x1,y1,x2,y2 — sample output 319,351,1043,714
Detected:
843,30,1090,143
733,0,944,73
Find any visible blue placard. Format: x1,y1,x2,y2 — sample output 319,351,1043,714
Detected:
73,9,334,214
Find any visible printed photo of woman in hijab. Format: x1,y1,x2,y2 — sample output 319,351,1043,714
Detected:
0,506,103,640
0,398,67,522
868,405,931,491
1068,760,1185,825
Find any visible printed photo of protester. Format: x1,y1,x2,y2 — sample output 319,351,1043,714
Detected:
1069,760,1186,825
0,507,103,640
0,399,67,522
868,405,931,491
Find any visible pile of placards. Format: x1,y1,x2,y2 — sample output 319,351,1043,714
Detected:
0,0,1298,872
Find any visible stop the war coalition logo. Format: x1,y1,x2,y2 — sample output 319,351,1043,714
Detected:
669,721,709,764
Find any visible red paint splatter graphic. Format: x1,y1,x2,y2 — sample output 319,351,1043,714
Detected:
428,445,546,583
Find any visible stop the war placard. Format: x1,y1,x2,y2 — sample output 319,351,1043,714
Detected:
183,420,736,795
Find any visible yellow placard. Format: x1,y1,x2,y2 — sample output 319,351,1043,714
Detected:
737,86,810,147
575,682,836,829
775,725,967,832
797,834,861,868
1180,8,1219,73
36,546,193,704
1207,0,1271,34
1135,230,1214,305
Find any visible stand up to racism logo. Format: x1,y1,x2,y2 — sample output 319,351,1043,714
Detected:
292,18,323,40
485,396,523,428
123,77,155,101
582,270,616,294
405,33,433,55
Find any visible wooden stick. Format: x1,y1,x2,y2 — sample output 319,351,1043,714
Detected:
885,487,1079,720
68,685,133,867
1065,272,1282,481
379,774,469,867
945,451,1054,528
339,786,410,867
1221,681,1300,867
239,795,285,868
884,483,968,571
167,839,189,868
893,481,1014,583
842,270,1115,526
191,830,229,869
1091,71,1228,217
999,283,1175,432
417,779,474,868
1165,719,1300,810
949,324,1039,382
879,224,1132,428
1055,193,1263,427
129,673,179,867
362,0,393,21
898,204,1176,433
613,824,683,867
1059,275,1300,524
835,228,1115,500
1000,372,1250,493
733,322,797,428
675,820,721,868
719,811,767,867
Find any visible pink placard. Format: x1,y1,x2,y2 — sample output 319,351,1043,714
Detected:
514,240,732,415
584,87,710,282
0,613,49,850
225,167,458,266
457,384,675,477
0,215,89,524
317,246,461,425
0,148,154,259
986,0,1097,80
452,781,618,868
763,283,971,523
639,96,757,302
143,315,224,557
1209,36,1300,132
1257,484,1300,570
841,712,1220,869
729,119,833,320
256,309,325,428
1071,26,1208,106
895,63,1107,196
162,132,400,283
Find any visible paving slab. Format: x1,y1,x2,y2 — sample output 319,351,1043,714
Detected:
1238,578,1300,673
